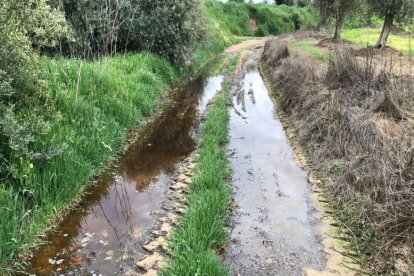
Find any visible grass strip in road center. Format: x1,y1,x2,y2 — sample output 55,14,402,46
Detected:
161,82,232,276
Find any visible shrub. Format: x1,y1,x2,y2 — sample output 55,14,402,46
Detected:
52,0,205,66
0,0,71,185
132,0,205,66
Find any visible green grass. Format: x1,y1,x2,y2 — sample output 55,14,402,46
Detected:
0,46,233,273
161,80,233,275
205,1,317,37
289,40,331,62
0,53,181,273
343,28,414,56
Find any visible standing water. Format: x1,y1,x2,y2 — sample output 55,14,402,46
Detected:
26,57,225,275
225,53,326,275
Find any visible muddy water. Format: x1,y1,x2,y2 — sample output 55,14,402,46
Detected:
225,53,325,275
27,58,225,275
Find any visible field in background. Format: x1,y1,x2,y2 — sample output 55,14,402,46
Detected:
343,28,413,56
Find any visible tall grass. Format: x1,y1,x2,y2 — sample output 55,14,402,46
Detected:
161,82,232,276
0,53,181,273
205,1,317,37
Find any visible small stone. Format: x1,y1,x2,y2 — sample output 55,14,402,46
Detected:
48,259,56,265
176,207,187,215
159,214,179,225
81,237,90,244
170,182,188,191
177,174,191,184
143,237,168,252
99,240,108,246
160,223,172,233
121,254,129,261
136,253,165,271
55,259,64,265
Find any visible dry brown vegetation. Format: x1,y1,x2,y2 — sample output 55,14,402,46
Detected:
263,39,414,274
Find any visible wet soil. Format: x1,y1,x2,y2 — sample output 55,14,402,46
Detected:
224,50,326,275
26,57,226,276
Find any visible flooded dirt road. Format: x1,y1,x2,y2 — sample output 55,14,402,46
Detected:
26,39,342,276
26,58,226,275
224,50,326,275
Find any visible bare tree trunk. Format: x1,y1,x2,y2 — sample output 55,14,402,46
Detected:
333,13,344,41
376,13,394,48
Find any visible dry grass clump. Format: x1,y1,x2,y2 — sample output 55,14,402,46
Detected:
262,40,290,67
263,39,414,275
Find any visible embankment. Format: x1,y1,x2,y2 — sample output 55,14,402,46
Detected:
262,39,414,274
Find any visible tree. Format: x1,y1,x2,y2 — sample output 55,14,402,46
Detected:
333,0,359,40
368,0,414,48
314,0,359,40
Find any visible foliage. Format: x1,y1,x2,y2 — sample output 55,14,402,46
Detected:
367,0,414,22
314,0,361,38
0,0,71,102
205,1,317,37
52,0,205,66
133,0,206,66
0,0,71,193
366,0,414,47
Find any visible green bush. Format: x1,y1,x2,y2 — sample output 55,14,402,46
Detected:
132,0,205,66
52,0,205,66
0,0,71,189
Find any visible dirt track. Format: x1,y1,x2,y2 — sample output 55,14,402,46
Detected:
224,48,326,275
26,38,360,276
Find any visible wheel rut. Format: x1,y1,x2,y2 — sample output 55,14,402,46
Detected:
224,49,326,275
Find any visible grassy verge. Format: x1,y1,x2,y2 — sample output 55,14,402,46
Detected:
0,37,232,273
0,53,180,273
161,80,232,275
343,28,413,56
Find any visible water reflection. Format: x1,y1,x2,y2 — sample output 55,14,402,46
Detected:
27,57,226,275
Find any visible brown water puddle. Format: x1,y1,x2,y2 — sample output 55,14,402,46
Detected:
225,51,326,275
26,57,226,276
